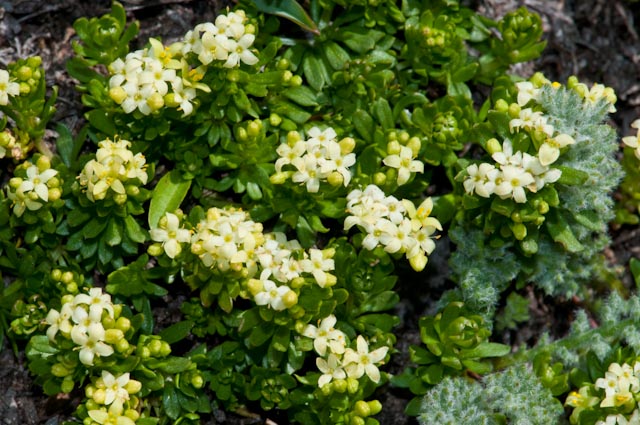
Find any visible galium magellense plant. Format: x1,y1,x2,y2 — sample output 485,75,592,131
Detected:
0,1,639,424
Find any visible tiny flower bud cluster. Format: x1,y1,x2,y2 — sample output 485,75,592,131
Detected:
382,136,424,186
0,68,20,105
344,184,442,271
301,315,388,390
0,130,19,159
566,361,640,425
150,207,338,309
7,156,61,217
190,206,265,273
567,75,617,113
182,10,259,68
78,138,148,203
45,287,128,366
623,119,640,160
463,139,561,203
272,127,356,193
108,37,201,116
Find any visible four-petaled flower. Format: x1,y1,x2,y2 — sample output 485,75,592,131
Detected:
383,146,424,186
150,212,192,258
342,335,388,383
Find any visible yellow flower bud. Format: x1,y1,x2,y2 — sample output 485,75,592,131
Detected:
109,86,127,104
269,172,289,185
269,113,282,126
387,140,401,155
282,290,298,308
354,400,371,417
104,328,124,345
407,137,421,156
36,155,51,172
93,388,107,405
327,171,344,187
368,400,382,415
339,137,356,155
48,188,62,202
333,379,347,393
508,103,521,119
247,278,263,296
125,379,142,395
486,138,502,155
373,172,386,186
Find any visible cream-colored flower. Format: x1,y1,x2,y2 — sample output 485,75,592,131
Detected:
383,146,424,185
317,354,346,388
302,315,346,356
150,212,192,258
538,133,575,166
342,335,388,383
0,69,20,105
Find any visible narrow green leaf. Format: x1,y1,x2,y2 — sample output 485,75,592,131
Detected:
149,170,192,228
159,320,194,345
253,0,319,34
546,210,583,253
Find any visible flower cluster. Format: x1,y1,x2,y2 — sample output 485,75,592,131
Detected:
85,370,142,425
45,287,129,366
344,184,442,271
463,139,562,203
623,119,640,160
272,127,356,193
566,361,640,425
6,155,61,217
0,68,20,105
108,37,205,116
382,137,424,186
190,206,265,273
182,10,259,68
150,207,338,311
301,315,389,390
78,138,148,203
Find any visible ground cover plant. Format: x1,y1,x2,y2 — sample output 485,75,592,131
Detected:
1,0,640,424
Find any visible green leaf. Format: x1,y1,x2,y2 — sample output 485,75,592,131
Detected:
124,215,147,243
460,342,511,359
104,218,122,246
352,110,374,142
163,385,181,420
323,41,350,70
149,170,192,228
302,53,326,91
86,109,117,136
545,210,583,253
556,166,589,186
372,98,394,130
253,0,319,34
282,86,319,107
159,320,194,345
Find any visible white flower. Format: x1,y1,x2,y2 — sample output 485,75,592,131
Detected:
99,371,132,406
223,34,259,68
302,315,346,356
623,119,640,160
74,287,115,322
492,140,522,167
150,212,192,258
515,81,540,106
254,271,292,311
73,322,114,366
494,165,535,203
342,335,388,383
88,401,135,425
383,146,424,185
463,163,499,198
317,354,346,388
300,249,335,288
0,69,20,105
275,141,306,172
538,133,575,166
45,303,74,341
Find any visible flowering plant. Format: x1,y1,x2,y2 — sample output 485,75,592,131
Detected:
0,1,639,424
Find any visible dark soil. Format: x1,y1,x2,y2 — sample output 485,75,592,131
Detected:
1,0,639,423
